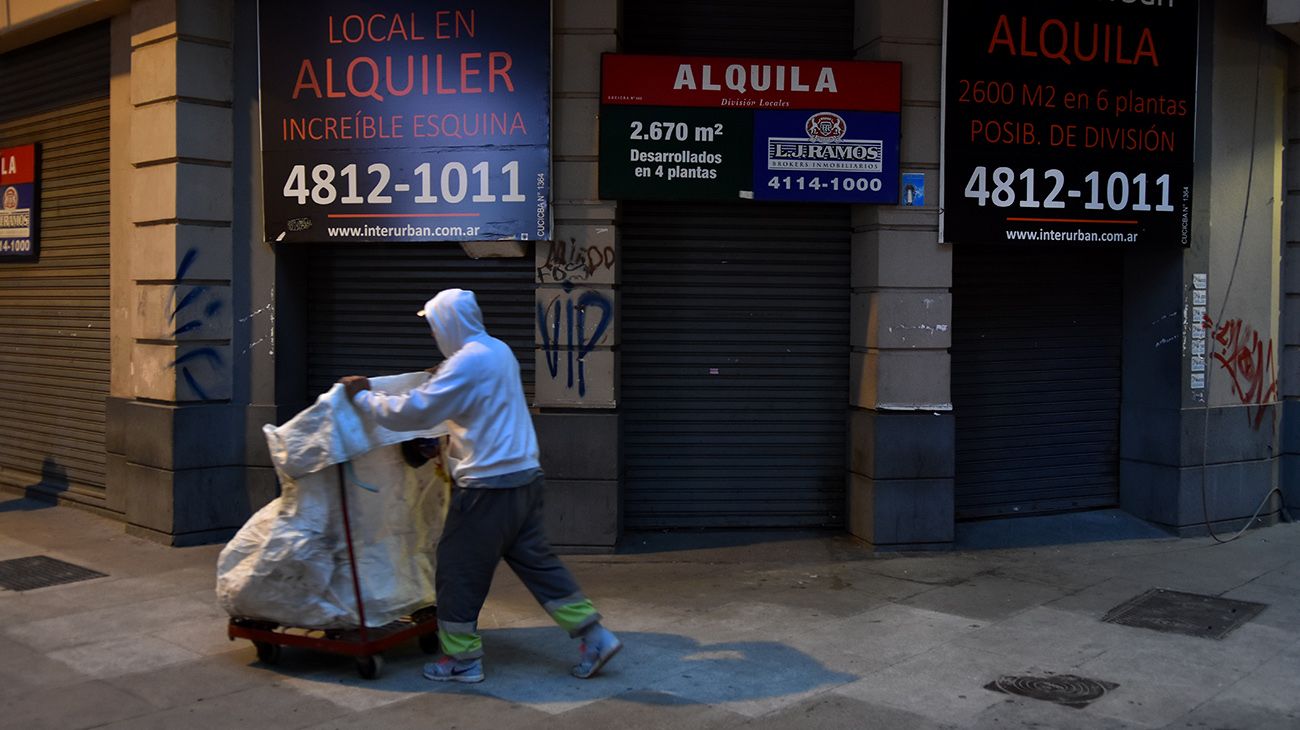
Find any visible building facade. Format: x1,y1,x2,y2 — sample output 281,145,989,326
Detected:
1,0,1297,550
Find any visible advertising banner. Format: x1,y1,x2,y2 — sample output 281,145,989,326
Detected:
0,144,38,261
940,0,1199,246
600,54,901,204
258,2,552,243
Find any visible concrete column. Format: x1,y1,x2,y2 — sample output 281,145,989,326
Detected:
1280,45,1300,513
848,0,954,549
1122,1,1288,535
106,13,134,515
533,0,621,551
114,0,271,545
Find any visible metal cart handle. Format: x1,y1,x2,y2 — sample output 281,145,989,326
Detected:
337,462,369,644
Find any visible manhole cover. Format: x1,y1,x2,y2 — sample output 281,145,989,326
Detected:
985,673,1118,708
0,555,107,591
1102,588,1266,640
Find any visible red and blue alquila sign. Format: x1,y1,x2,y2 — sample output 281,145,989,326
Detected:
600,54,901,204
0,144,38,260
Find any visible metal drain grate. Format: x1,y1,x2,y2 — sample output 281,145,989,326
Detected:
1102,588,1266,640
985,673,1118,708
0,556,107,591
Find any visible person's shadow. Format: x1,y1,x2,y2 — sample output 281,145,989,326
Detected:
0,456,68,512
251,627,858,710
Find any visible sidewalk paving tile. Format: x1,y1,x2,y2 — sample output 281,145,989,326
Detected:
831,643,1029,726
1162,697,1300,729
951,606,1130,668
1074,643,1249,727
299,690,557,730
970,696,1140,729
898,574,1068,622
5,593,218,652
1210,641,1300,715
46,633,204,680
533,691,748,730
740,692,950,729
0,635,88,700
103,649,268,709
0,679,158,730
794,603,986,669
93,683,347,730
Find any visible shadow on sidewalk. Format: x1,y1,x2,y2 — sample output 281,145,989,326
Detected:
955,509,1173,550
240,626,858,708
0,456,69,513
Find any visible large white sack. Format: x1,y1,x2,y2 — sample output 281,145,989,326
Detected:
216,373,449,628
265,372,446,479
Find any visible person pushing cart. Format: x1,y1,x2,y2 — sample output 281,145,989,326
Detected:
340,288,622,683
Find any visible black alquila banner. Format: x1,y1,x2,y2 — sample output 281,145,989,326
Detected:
942,0,1198,247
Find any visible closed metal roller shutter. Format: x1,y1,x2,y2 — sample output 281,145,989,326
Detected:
305,245,535,401
621,203,850,528
952,247,1123,519
618,0,853,528
0,24,110,507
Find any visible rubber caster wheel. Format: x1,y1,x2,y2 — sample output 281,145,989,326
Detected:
253,641,281,665
356,654,383,680
418,632,440,655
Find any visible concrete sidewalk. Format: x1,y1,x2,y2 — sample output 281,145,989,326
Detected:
1,497,1298,729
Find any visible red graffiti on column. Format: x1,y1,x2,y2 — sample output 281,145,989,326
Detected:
1202,315,1277,430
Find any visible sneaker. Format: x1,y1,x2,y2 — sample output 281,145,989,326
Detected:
423,656,484,683
572,625,622,679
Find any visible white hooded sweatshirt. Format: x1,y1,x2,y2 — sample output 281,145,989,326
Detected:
351,288,540,487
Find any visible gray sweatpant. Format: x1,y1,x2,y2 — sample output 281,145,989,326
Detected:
435,475,600,659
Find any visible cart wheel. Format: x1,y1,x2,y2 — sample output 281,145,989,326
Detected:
418,632,440,655
253,641,281,665
356,654,383,680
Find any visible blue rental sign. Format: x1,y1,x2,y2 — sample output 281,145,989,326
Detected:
257,2,552,243
752,110,900,203
0,144,38,261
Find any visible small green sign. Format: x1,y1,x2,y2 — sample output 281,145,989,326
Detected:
599,106,752,201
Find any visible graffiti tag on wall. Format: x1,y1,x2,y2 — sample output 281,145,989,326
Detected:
536,237,615,285
163,248,228,401
1202,315,1277,430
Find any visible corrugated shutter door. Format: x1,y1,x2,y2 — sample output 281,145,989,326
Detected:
305,245,535,401
617,0,853,528
621,203,850,528
952,247,1123,519
0,25,110,507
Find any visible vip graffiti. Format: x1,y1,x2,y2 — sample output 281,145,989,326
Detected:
1204,316,1277,430
537,290,612,397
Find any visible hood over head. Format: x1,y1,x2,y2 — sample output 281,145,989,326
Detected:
418,288,485,357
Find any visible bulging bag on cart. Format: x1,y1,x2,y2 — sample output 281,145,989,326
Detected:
216,372,450,629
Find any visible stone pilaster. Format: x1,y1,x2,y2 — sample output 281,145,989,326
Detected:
534,0,622,551
848,0,954,549
118,0,262,545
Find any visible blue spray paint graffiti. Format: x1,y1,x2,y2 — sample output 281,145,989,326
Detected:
168,347,224,401
164,248,226,400
537,288,612,397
